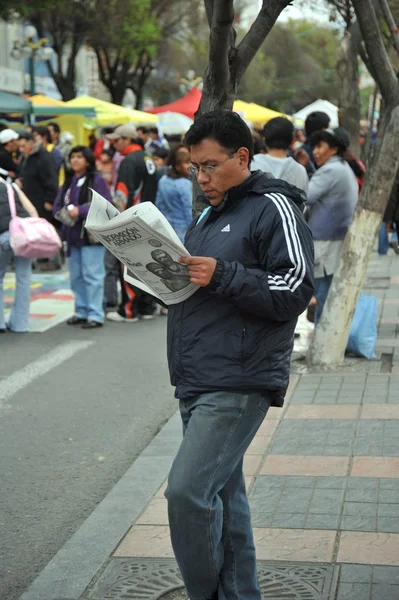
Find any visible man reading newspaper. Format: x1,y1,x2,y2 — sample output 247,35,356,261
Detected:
86,110,314,600
165,111,314,600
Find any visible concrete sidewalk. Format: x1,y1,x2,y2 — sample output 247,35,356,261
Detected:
21,251,399,600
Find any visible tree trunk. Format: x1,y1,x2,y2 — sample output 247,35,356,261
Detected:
308,105,399,366
51,74,76,101
110,83,127,106
337,31,361,157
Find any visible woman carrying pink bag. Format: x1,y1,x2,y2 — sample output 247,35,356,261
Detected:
0,179,38,333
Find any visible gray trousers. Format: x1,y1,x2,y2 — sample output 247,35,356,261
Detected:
103,250,119,308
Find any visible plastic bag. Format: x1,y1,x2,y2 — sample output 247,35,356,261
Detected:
347,294,378,359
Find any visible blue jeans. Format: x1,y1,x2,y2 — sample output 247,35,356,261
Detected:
378,222,389,255
165,391,272,600
0,231,32,332
314,274,333,325
69,245,106,323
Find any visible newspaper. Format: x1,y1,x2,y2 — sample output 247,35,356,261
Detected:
85,190,199,305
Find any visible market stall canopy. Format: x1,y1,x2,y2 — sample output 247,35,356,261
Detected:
147,87,202,120
293,99,339,128
30,94,95,116
0,92,31,117
66,95,157,126
233,100,288,128
157,111,193,135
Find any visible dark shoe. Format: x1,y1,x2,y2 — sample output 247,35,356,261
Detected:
0,328,5,333
81,320,103,329
67,316,87,325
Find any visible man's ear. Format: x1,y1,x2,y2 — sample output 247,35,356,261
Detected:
237,147,250,167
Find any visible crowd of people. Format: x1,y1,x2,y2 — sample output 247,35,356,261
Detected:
0,109,398,333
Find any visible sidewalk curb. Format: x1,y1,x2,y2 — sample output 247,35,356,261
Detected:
20,410,182,600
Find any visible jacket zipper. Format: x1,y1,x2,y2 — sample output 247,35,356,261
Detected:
241,325,247,362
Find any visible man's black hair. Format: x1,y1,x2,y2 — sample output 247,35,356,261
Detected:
153,146,169,160
34,125,51,143
262,117,294,151
48,122,60,134
137,125,149,134
149,126,159,135
18,132,34,142
304,111,330,137
184,110,254,164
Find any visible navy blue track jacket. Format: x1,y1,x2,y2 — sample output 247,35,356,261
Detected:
167,171,314,405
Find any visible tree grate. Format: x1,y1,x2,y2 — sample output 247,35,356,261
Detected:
84,558,339,599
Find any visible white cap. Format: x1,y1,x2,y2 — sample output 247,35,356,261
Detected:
0,129,19,144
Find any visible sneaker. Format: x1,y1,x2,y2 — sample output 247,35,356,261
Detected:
140,314,154,320
106,312,139,323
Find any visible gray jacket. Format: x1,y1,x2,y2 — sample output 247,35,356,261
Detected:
306,156,358,240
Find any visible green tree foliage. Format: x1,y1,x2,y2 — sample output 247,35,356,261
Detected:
238,20,340,113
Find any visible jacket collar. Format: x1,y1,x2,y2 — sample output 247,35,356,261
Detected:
122,143,142,156
212,170,274,213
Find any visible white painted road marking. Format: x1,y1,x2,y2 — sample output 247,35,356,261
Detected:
0,341,93,406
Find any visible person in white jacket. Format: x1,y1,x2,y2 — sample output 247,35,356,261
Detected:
251,117,309,193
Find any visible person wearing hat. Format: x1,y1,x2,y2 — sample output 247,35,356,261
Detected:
105,124,158,323
306,127,359,324
0,129,19,179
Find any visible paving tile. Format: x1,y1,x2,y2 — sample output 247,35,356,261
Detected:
257,419,279,436
269,420,356,456
379,489,399,503
260,455,350,477
337,532,399,565
336,583,370,599
113,525,173,557
371,584,399,599
340,515,378,532
343,502,377,517
352,458,399,478
243,454,263,476
305,513,341,530
285,405,359,419
251,475,286,492
155,481,168,498
345,487,378,503
253,527,336,562
347,477,379,490
339,564,372,583
373,566,399,584
316,476,348,489
309,489,345,515
271,512,306,528
361,405,399,419
377,504,399,517
378,517,399,533
246,435,272,455
136,498,169,526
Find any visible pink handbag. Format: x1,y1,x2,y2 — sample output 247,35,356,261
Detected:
5,180,62,259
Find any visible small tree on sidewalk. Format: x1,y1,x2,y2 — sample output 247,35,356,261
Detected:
308,0,399,366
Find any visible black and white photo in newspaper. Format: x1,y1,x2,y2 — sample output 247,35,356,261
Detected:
85,189,199,305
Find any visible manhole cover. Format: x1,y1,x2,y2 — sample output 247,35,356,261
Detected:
86,558,339,599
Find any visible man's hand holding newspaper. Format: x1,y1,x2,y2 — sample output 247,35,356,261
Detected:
85,190,199,305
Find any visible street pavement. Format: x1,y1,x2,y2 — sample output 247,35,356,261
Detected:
4,250,399,600
0,311,176,600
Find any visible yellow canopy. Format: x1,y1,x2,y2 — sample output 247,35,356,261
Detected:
233,100,287,128
66,95,157,126
30,94,66,106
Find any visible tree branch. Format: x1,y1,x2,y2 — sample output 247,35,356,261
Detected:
208,0,234,92
204,0,214,27
236,0,291,82
352,0,398,105
379,0,399,57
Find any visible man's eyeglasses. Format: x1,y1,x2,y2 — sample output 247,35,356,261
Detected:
188,153,235,177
